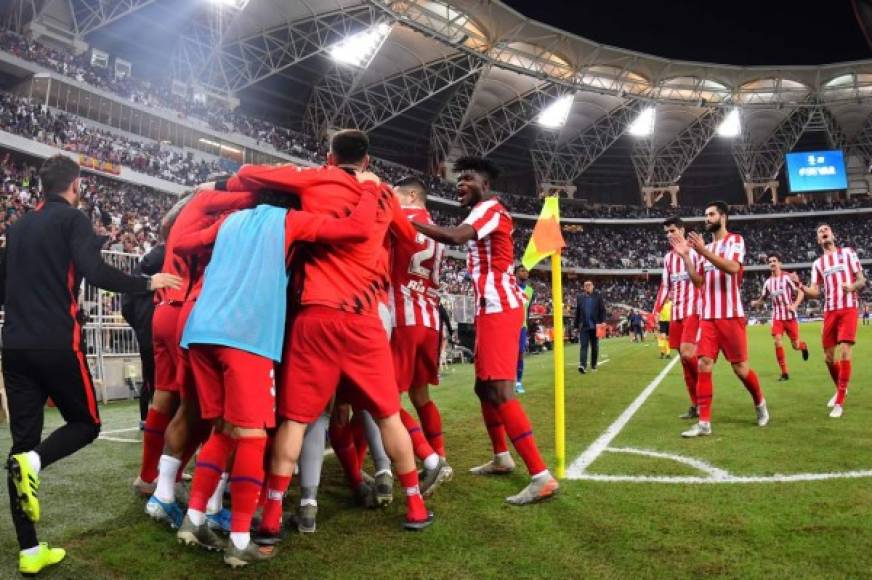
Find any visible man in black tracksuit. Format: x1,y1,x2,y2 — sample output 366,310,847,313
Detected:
0,155,181,575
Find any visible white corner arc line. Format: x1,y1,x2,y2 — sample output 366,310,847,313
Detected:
566,357,680,478
605,446,731,479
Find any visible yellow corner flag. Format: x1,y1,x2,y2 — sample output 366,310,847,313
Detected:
521,196,566,270
521,196,567,478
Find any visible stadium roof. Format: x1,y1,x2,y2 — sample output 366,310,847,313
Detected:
12,0,872,204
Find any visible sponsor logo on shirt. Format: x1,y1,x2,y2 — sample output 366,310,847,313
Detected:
670,272,690,283
824,264,846,277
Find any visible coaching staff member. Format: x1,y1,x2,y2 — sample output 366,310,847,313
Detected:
575,280,606,374
0,155,181,575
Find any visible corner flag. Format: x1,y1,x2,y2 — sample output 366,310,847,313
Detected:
521,196,565,270
521,196,567,478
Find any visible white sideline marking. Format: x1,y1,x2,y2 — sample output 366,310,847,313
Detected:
566,357,680,477
565,358,610,368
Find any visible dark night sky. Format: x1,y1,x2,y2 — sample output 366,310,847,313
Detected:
502,0,871,65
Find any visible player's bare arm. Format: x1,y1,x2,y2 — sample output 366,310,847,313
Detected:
669,234,704,287
687,231,740,274
750,288,767,310
413,221,476,246
789,285,805,314
791,272,821,299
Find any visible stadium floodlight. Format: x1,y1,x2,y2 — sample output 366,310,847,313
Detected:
329,23,392,68
628,106,655,137
717,108,741,137
536,94,574,129
209,0,250,9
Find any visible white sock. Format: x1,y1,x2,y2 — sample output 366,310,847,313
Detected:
206,473,228,515
187,508,206,526
21,545,41,556
154,455,181,503
25,451,41,475
532,469,551,482
757,399,767,408
374,469,392,478
423,453,440,471
495,451,511,462
700,421,711,427
230,532,250,550
300,498,317,507
404,484,420,496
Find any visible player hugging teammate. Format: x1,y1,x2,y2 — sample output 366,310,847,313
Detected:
115,132,558,569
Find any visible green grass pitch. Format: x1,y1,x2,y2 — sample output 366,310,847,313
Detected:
2,322,871,579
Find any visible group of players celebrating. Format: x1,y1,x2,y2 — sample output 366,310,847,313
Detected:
127,130,557,567
654,204,865,436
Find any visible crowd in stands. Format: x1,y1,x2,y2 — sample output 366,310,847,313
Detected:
1,152,172,254
0,91,222,185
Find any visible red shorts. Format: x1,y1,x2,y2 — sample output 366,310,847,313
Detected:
152,303,181,392
188,345,276,428
174,300,196,398
279,306,400,423
668,314,700,350
822,307,858,349
391,325,441,392
697,318,748,363
771,318,800,341
475,309,523,381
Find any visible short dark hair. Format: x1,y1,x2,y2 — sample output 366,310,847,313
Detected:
816,222,831,231
39,155,80,196
259,189,300,210
330,129,369,165
766,252,782,262
395,176,428,201
662,215,685,229
706,200,729,217
584,279,594,285
453,156,500,182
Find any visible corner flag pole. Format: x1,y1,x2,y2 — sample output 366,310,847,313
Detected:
551,251,565,479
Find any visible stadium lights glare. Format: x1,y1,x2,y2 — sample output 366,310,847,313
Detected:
329,23,392,68
209,0,250,9
628,106,655,137
717,108,741,137
536,94,574,129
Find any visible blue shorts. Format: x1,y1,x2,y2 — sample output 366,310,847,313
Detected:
519,327,528,354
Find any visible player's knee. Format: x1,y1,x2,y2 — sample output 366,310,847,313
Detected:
409,387,430,408
731,362,749,378
697,357,713,372
84,421,101,443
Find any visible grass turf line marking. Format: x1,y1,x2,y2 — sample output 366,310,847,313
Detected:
566,357,680,478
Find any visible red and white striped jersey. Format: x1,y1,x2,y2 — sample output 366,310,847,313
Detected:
389,207,444,329
653,249,702,321
462,198,526,316
811,247,863,312
699,232,746,320
763,273,799,321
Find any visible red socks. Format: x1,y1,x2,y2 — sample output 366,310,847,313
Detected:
480,401,508,454
397,470,428,523
329,421,362,488
350,414,368,470
826,360,841,387
696,371,713,422
680,356,698,406
497,399,547,476
139,408,172,483
415,401,445,457
740,370,764,406
836,360,852,406
229,436,267,533
188,431,235,512
400,408,436,461
775,346,787,375
258,472,292,534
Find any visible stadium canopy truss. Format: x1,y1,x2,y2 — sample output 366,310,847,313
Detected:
6,0,872,205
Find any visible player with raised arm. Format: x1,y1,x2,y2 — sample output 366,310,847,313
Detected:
389,176,453,497
790,224,866,418
412,157,558,505
654,216,704,420
680,201,769,438
749,252,808,381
